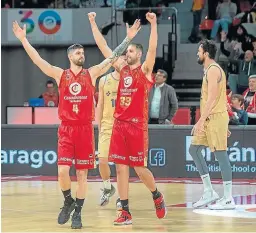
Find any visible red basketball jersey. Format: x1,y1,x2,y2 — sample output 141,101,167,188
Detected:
58,69,95,122
114,65,154,129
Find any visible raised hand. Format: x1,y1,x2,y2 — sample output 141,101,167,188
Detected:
88,12,96,23
146,12,157,25
126,19,141,40
12,21,26,41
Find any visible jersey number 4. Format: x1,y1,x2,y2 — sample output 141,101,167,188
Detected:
73,104,79,114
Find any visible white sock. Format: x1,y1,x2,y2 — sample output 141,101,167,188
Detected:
223,181,232,199
201,174,213,192
103,179,111,190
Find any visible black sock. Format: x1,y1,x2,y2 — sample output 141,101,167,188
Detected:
152,188,161,200
121,199,129,213
75,198,85,213
62,189,73,203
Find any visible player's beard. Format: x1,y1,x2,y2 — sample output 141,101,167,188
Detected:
126,56,137,65
73,58,85,67
197,56,204,65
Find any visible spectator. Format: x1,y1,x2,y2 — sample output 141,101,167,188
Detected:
148,69,178,124
39,80,59,107
211,0,237,39
243,75,256,124
219,31,243,60
228,94,248,125
188,0,205,43
228,50,256,93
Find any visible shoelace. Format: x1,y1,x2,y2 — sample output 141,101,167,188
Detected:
155,200,163,210
117,211,129,220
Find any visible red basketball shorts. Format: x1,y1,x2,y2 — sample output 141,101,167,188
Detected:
58,122,96,170
109,119,148,167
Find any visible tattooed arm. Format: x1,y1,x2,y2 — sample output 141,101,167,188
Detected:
88,36,133,86
88,20,141,86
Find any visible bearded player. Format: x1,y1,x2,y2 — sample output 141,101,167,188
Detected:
89,12,166,225
12,19,141,229
190,40,235,210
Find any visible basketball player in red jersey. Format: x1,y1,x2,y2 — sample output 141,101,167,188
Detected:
89,12,167,225
12,20,141,229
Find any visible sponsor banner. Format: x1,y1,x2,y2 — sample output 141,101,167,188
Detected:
1,126,255,178
7,9,72,43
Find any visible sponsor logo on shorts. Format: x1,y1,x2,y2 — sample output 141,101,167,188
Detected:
111,154,126,160
77,159,90,165
124,76,133,88
69,82,82,96
149,148,166,167
129,156,138,162
59,157,72,162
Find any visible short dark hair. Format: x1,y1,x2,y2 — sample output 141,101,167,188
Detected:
232,94,244,106
157,69,168,79
199,39,217,59
67,44,84,55
46,80,54,87
130,43,143,53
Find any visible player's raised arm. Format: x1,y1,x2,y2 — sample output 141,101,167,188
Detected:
88,20,141,86
141,12,157,82
88,12,113,58
12,21,63,85
88,13,141,72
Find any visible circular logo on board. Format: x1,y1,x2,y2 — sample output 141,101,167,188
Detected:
69,82,81,95
193,204,256,218
124,76,133,88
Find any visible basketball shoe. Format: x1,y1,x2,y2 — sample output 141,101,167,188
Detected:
58,198,76,224
153,193,167,219
208,196,236,210
193,190,219,208
113,210,132,225
100,184,116,206
71,211,82,229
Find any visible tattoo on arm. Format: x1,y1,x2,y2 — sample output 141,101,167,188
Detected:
97,36,131,72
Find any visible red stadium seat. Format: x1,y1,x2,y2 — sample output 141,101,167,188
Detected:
195,108,201,123
172,108,191,125
199,19,214,30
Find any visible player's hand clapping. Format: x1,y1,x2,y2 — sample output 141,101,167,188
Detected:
12,21,26,41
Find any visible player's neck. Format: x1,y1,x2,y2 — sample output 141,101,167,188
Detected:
129,62,141,70
70,65,83,75
203,59,216,70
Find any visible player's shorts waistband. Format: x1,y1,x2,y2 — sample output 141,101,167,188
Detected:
61,120,92,126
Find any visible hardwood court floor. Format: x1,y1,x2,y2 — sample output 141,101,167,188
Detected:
1,178,256,232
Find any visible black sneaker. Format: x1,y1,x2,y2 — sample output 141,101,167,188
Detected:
58,199,76,225
71,211,82,229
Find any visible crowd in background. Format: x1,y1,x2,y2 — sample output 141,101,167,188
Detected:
3,0,256,125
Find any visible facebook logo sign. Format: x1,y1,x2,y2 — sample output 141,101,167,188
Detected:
149,148,166,167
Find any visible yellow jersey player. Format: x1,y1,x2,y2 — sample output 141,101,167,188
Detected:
97,70,119,206
190,39,235,210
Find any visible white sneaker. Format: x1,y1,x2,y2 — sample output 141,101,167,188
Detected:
208,197,236,210
99,184,116,206
193,190,219,208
